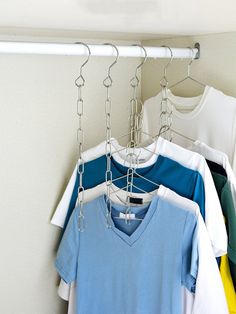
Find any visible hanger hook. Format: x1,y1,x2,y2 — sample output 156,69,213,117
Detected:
133,44,147,72
103,43,119,87
187,47,195,77
74,42,91,87
162,45,173,77
160,45,173,87
130,44,147,87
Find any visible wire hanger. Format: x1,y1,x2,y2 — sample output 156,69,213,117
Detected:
110,152,160,223
159,124,195,143
157,47,199,143
169,47,205,89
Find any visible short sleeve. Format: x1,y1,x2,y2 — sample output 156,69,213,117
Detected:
182,211,199,293
55,207,80,284
221,181,236,259
50,164,78,228
192,173,205,221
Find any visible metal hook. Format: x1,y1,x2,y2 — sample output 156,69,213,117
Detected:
103,43,119,88
187,46,195,77
160,45,173,87
74,42,91,88
130,44,147,87
162,45,174,77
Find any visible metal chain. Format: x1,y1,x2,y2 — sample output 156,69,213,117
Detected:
159,77,169,139
103,43,119,228
125,152,139,224
76,83,85,231
124,45,147,222
75,42,91,232
129,44,147,147
167,100,173,141
158,46,173,140
104,81,113,228
125,61,141,219
129,75,139,148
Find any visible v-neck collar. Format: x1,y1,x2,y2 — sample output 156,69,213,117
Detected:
99,195,160,246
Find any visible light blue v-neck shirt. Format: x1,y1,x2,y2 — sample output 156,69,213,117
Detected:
55,195,198,314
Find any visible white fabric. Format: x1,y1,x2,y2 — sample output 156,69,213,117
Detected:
51,137,227,257
142,85,236,173
59,184,228,314
191,210,229,314
190,140,236,210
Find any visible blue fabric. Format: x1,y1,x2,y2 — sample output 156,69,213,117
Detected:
64,154,205,229
55,195,199,314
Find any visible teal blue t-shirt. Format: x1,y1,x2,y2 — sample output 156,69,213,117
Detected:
64,154,205,229
55,195,198,314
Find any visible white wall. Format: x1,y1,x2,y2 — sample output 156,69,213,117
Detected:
141,32,236,101
0,37,141,314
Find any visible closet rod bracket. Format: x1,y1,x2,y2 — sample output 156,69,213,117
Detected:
194,43,200,59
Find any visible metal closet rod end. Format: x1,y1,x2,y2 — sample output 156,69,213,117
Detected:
194,43,200,59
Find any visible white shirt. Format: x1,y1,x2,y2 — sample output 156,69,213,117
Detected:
142,86,236,173
58,184,228,314
52,137,227,257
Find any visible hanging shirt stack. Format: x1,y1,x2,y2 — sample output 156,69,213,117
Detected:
52,138,228,314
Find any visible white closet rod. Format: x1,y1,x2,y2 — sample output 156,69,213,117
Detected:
0,41,200,59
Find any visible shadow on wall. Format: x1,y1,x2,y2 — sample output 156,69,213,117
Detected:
77,0,160,15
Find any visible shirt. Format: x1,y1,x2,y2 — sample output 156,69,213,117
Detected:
190,140,236,215
142,86,236,173
220,255,236,314
212,171,236,290
207,159,227,177
59,154,205,231
55,194,199,314
52,139,227,313
52,137,226,257
58,184,228,314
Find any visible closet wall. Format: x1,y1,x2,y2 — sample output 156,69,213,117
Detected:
141,32,236,101
0,37,141,314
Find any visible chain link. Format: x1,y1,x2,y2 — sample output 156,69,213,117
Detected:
129,74,140,147
158,46,174,140
76,80,85,231
104,82,113,228
159,77,169,139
